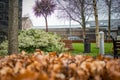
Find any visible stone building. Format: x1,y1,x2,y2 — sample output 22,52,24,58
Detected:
36,19,120,40
87,19,120,38
22,17,33,30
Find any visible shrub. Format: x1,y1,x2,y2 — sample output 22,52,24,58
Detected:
0,29,66,54
0,40,8,56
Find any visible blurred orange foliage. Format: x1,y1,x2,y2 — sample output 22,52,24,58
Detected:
0,51,120,80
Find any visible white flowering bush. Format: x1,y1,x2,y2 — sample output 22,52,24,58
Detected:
0,40,8,55
0,29,66,54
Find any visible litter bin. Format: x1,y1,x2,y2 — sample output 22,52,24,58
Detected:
84,37,91,53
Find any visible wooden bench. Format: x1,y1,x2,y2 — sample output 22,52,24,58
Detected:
110,36,120,58
62,40,74,51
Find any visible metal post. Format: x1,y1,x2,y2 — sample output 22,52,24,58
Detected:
69,1,71,36
99,31,104,55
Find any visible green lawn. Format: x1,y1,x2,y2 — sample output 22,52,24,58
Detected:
71,43,113,57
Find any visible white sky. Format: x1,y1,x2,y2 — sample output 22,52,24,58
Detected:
22,0,78,27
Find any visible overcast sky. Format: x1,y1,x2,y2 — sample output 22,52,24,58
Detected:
22,0,78,27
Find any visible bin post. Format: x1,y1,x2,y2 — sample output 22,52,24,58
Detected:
84,37,91,53
99,31,104,55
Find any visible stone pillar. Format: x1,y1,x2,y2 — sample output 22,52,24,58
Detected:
99,31,104,55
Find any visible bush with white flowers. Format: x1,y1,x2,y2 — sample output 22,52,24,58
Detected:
0,40,8,55
0,29,66,55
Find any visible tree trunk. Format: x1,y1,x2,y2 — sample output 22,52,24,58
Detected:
81,0,86,39
81,0,87,53
108,0,111,40
45,16,48,32
8,0,19,54
93,0,99,48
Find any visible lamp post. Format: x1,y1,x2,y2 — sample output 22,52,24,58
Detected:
69,0,71,37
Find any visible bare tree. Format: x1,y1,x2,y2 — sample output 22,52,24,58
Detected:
111,0,120,19
101,0,120,38
97,0,120,19
105,0,112,39
8,0,19,54
93,0,99,48
56,0,93,39
33,0,56,32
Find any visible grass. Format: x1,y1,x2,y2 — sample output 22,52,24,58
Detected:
71,43,113,57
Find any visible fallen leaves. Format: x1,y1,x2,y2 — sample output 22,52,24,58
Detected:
0,51,120,80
